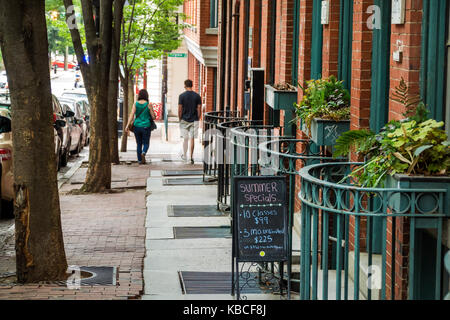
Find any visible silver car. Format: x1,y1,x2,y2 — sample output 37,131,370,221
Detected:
0,71,7,89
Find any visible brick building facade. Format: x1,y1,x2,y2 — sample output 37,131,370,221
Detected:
183,0,219,114
189,0,449,299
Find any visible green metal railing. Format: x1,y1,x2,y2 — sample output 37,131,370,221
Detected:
203,111,240,182
229,128,341,295
297,162,448,300
215,119,263,210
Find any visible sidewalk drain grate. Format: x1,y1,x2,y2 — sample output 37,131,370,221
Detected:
168,205,227,217
173,226,231,239
77,266,117,286
163,178,217,186
162,170,203,176
178,271,263,294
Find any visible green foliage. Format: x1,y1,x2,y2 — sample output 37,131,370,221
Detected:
334,129,377,158
334,80,450,188
120,0,185,77
295,75,350,135
45,0,83,57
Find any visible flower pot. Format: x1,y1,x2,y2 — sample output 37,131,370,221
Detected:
301,118,350,146
264,85,298,111
385,174,450,216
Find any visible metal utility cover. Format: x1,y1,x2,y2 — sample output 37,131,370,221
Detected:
163,178,217,186
168,205,227,217
173,226,231,239
162,170,203,176
178,271,263,294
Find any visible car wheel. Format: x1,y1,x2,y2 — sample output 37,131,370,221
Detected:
56,147,61,171
0,199,14,219
60,142,70,167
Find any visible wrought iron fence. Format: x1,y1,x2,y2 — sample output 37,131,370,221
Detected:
297,162,449,300
215,119,263,210
203,111,240,183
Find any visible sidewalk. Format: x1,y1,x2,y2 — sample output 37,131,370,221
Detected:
0,146,148,300
0,123,207,300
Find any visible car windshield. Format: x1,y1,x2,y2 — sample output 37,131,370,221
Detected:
61,93,87,99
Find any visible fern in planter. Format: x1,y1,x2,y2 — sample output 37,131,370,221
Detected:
294,76,350,133
334,78,450,188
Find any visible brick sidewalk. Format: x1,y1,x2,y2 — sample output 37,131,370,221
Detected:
0,165,148,300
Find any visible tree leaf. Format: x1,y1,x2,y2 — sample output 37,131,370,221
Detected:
393,152,412,165
414,145,433,157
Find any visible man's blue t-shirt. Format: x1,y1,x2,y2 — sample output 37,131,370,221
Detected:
178,90,201,122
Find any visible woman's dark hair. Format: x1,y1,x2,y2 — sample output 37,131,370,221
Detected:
137,89,149,102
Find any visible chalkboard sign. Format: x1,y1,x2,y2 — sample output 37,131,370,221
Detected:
233,176,288,262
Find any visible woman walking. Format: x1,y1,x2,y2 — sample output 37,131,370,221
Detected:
125,89,156,164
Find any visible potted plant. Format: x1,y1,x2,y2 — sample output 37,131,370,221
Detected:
334,78,450,212
295,75,350,146
265,82,298,111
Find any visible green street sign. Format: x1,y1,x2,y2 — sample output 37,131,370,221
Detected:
168,53,187,58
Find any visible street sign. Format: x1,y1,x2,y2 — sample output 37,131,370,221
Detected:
168,53,187,58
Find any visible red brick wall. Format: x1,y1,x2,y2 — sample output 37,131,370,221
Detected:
349,0,373,133
388,0,423,121
260,0,273,124
322,0,341,78
204,67,216,113
294,0,313,214
274,0,295,84
385,0,424,300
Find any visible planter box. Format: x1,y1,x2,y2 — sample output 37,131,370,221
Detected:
385,174,450,300
264,85,298,111
385,174,450,216
301,118,350,146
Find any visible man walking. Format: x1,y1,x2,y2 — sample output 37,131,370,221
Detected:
178,79,202,164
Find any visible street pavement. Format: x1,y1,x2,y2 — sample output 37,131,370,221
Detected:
0,121,303,300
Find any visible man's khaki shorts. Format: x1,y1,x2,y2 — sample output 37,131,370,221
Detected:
180,120,199,139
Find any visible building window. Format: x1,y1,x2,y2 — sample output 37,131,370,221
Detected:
338,0,353,91
370,0,391,133
420,0,447,122
310,0,323,80
446,2,450,137
210,0,218,28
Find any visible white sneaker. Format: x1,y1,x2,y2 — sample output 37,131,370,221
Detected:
181,154,188,163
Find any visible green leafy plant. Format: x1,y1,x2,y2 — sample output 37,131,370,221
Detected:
334,78,450,188
294,75,350,134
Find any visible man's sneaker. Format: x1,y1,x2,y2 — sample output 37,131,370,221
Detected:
141,153,146,164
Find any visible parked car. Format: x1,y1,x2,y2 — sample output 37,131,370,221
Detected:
52,60,76,70
0,102,13,218
58,96,90,146
60,88,88,102
52,95,72,167
0,71,8,89
59,98,85,153
60,90,90,146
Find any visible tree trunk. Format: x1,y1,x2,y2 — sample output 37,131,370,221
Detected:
108,0,124,164
81,0,113,193
64,46,69,71
120,72,131,152
0,0,67,282
63,0,113,193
